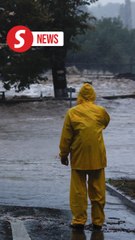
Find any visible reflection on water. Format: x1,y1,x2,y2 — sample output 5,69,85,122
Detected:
90,231,104,240
71,230,104,240
71,230,86,240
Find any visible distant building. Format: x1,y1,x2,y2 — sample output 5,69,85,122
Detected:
119,0,132,29
89,1,135,29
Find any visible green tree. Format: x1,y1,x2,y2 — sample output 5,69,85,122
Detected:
67,18,135,73
0,0,98,95
40,0,98,97
0,0,52,91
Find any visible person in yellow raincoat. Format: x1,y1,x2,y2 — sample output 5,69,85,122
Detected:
59,83,110,230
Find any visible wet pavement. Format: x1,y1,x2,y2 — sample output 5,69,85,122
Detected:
0,191,135,239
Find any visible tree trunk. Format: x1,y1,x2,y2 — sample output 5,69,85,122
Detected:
52,48,68,98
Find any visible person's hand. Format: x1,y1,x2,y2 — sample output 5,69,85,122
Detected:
61,156,69,166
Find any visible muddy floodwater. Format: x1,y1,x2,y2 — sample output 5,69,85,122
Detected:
0,78,135,209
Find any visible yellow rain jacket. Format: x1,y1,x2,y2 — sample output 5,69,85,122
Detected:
59,83,110,170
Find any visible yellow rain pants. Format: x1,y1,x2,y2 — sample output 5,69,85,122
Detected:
70,169,105,226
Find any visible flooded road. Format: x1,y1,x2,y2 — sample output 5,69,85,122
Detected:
0,101,70,208
0,78,135,208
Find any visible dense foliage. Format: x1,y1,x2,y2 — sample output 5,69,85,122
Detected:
67,18,135,73
0,0,52,90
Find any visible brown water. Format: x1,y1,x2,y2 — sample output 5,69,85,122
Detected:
0,78,135,208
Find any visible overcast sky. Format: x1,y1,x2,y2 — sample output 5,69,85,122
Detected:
93,0,134,6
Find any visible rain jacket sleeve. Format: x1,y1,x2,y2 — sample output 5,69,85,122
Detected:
59,111,73,158
99,107,110,129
